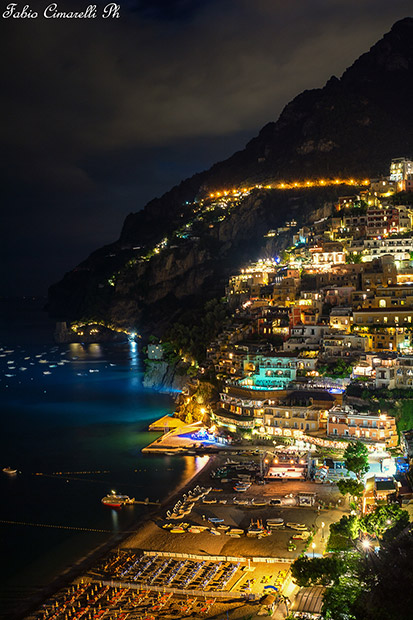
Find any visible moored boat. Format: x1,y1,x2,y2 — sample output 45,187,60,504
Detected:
101,493,134,508
2,467,17,475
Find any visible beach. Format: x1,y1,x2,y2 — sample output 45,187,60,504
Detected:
9,453,217,620
18,448,345,620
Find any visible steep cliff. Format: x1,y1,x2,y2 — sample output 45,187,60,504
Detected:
48,18,413,334
142,359,190,393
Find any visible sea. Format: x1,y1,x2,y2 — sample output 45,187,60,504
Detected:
0,298,204,617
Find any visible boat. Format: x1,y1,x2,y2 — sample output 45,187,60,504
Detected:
2,467,17,475
247,519,268,537
233,482,251,492
251,498,268,507
233,497,249,505
286,522,307,531
291,531,311,540
209,528,221,535
170,527,185,534
187,527,201,534
227,528,244,536
101,493,135,508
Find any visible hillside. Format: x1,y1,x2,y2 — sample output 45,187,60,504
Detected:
47,18,413,336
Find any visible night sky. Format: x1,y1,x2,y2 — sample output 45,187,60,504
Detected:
1,0,412,296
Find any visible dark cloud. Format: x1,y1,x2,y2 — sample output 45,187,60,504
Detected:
1,0,412,295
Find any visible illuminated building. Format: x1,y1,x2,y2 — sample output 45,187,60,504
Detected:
389,157,413,190
327,405,397,448
329,307,353,332
353,236,413,263
366,206,400,237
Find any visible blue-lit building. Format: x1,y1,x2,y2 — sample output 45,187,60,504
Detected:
238,355,298,390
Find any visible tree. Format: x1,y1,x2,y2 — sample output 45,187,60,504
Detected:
337,478,365,499
291,556,344,587
322,574,364,620
346,252,363,264
357,525,413,620
360,504,409,539
343,441,369,481
330,514,360,540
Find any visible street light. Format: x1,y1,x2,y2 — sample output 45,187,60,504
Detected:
362,539,371,551
321,521,325,540
312,542,316,558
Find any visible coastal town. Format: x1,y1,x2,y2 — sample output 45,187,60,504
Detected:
20,158,413,620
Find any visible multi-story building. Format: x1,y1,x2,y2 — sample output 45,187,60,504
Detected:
239,354,298,390
309,243,345,267
375,357,398,389
349,237,413,263
323,286,355,307
283,324,328,352
272,277,299,305
360,256,397,290
366,330,407,352
322,333,366,358
352,306,413,351
329,307,353,332
353,307,413,328
259,405,323,437
215,384,335,433
360,286,413,309
226,260,278,298
342,212,367,238
315,264,363,289
255,307,290,338
370,178,397,197
389,157,413,190
366,206,400,237
395,356,413,388
327,405,397,448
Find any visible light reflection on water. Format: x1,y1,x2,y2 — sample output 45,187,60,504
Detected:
0,334,189,614
111,508,119,533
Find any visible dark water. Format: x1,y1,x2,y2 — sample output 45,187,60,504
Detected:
0,299,201,615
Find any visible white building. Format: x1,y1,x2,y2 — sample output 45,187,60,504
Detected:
349,237,413,263
390,158,413,186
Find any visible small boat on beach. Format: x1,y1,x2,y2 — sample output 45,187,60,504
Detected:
286,522,307,531
227,528,244,536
